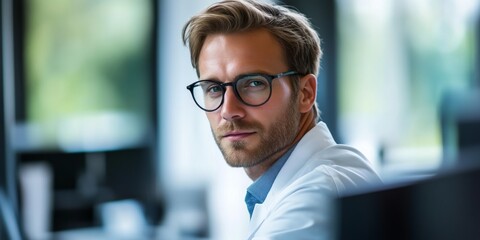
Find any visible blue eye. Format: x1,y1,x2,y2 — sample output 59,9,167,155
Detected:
205,84,223,98
208,85,222,93
239,76,269,92
248,80,266,87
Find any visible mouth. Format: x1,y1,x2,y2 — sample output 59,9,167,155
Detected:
222,131,255,141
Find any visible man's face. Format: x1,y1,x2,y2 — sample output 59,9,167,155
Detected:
197,29,300,168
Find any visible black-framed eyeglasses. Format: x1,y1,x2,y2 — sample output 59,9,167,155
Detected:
186,70,299,112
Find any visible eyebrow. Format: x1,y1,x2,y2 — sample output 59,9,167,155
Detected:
199,71,271,82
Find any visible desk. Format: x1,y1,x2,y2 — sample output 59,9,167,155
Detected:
52,225,210,240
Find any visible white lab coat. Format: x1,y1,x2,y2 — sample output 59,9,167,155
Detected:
247,122,381,240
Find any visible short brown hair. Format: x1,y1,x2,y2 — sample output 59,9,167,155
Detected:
182,0,322,121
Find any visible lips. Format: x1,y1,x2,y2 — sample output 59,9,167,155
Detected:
222,131,255,140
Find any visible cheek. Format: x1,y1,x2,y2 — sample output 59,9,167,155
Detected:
273,80,295,103
267,84,296,111
259,89,297,123
206,112,220,127
250,104,285,127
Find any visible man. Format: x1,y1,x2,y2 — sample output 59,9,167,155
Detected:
182,0,381,239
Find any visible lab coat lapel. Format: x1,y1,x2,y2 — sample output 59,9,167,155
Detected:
247,122,336,238
270,122,335,195
248,201,269,236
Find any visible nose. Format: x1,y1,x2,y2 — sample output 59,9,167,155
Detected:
220,87,245,121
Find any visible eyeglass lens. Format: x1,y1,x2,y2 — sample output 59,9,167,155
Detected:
191,75,271,111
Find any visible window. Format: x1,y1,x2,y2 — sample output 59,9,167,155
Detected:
19,0,155,151
337,0,479,181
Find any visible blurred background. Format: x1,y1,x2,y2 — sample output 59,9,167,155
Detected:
1,0,479,239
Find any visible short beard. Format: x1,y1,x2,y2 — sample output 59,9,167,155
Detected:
212,96,300,168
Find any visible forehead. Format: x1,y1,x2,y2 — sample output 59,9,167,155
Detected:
198,29,287,79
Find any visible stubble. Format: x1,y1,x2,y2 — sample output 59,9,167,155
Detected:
212,98,300,168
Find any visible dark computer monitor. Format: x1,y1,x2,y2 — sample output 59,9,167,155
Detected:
441,89,480,168
335,165,480,240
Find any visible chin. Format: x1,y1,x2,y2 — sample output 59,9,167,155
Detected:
224,154,252,168
225,154,263,168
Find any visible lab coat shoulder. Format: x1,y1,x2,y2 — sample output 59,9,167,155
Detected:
247,122,381,239
250,147,380,240
307,143,382,193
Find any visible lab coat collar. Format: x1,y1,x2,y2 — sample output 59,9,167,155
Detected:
247,122,336,236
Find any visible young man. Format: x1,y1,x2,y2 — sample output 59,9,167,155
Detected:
183,0,381,239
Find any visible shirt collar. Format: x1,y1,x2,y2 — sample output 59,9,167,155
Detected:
245,144,297,217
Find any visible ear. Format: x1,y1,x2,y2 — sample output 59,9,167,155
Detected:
297,74,317,113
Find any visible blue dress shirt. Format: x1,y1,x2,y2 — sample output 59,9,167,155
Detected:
244,145,297,218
